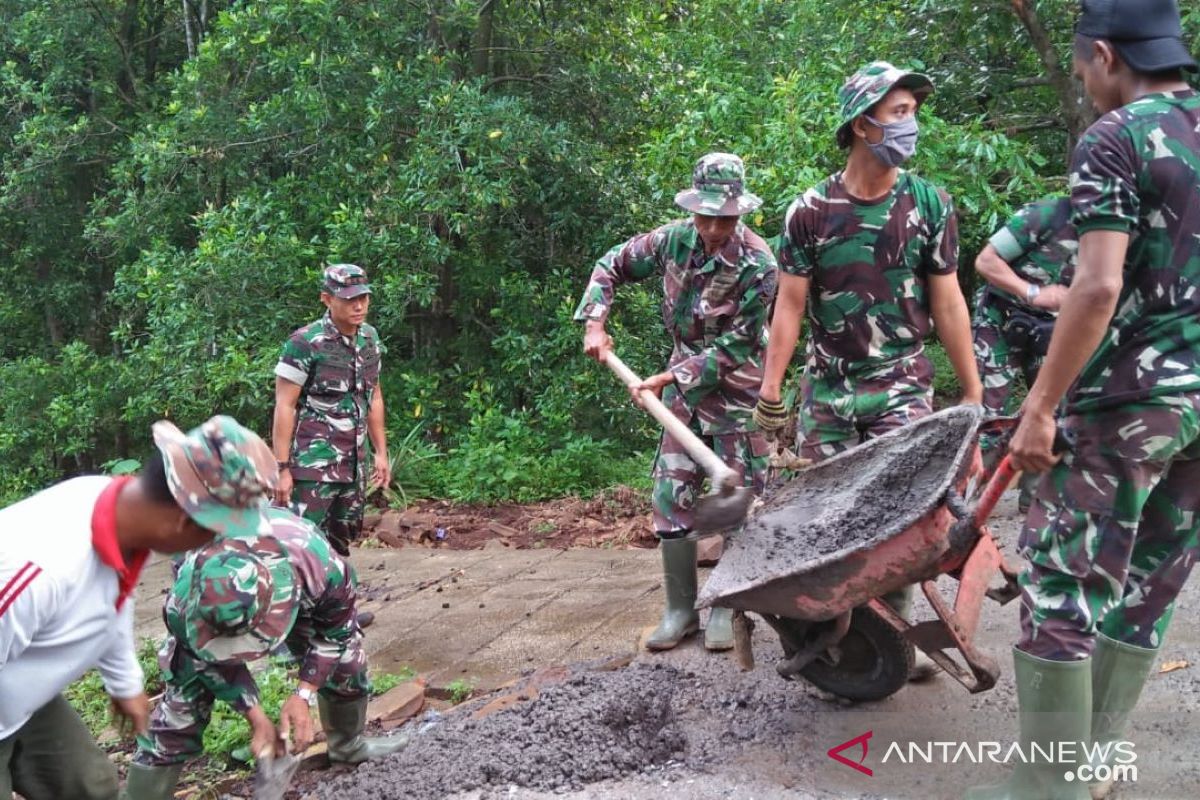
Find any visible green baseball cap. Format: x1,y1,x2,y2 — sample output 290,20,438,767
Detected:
174,535,299,664
836,61,934,148
152,415,277,539
674,152,763,217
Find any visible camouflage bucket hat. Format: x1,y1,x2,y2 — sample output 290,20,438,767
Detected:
174,536,299,664
674,152,763,217
836,61,934,148
152,415,277,539
322,263,372,299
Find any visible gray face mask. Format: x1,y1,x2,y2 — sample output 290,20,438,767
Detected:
864,114,919,167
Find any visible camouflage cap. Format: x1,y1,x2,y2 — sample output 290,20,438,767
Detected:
674,152,763,217
836,61,934,148
322,263,372,299
152,415,277,539
174,535,299,664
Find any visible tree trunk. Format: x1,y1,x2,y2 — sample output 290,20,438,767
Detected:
1010,0,1094,151
473,0,499,78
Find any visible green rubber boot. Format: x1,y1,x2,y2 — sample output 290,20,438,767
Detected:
318,695,410,765
965,648,1092,800
1087,633,1158,799
704,606,734,651
122,763,183,800
645,537,700,651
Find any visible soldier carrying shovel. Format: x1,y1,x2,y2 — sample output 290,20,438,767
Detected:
575,152,778,653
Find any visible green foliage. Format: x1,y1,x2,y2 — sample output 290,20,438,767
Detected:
66,638,163,739
3,0,1196,502
369,667,418,696
445,678,475,705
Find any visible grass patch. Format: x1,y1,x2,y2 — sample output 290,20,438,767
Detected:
446,678,475,705
65,641,415,762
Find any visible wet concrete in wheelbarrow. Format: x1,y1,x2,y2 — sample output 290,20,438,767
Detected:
700,406,979,607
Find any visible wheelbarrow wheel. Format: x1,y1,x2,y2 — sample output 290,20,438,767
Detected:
799,606,914,702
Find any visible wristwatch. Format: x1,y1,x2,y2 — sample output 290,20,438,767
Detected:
294,687,317,707
1025,283,1041,302
276,459,291,471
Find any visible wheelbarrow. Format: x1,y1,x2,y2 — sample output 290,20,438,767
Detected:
697,405,1027,702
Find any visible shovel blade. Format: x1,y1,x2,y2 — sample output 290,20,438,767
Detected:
254,753,302,800
691,486,753,533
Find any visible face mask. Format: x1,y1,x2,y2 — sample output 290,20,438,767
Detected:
863,114,919,167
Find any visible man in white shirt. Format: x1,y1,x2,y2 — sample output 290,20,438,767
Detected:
0,414,277,800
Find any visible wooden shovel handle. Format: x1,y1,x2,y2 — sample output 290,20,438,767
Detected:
603,352,738,490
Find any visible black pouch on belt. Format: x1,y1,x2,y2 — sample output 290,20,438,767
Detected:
1002,309,1056,356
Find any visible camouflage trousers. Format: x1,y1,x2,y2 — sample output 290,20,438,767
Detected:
133,634,371,767
652,425,769,537
291,479,364,557
1018,395,1200,661
798,360,933,460
973,313,1043,455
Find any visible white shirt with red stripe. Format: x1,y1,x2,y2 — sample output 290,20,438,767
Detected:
0,476,149,739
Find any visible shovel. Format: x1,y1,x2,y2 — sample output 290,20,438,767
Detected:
604,352,753,534
254,737,302,800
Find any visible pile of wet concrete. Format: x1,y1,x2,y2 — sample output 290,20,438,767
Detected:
319,663,688,800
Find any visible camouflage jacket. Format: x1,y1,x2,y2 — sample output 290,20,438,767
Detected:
161,509,359,712
973,196,1078,326
275,314,382,483
778,170,958,383
574,219,778,434
1068,88,1200,413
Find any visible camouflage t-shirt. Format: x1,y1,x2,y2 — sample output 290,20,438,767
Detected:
973,196,1078,316
275,314,383,483
162,509,361,711
778,170,958,381
573,219,778,434
1068,89,1200,413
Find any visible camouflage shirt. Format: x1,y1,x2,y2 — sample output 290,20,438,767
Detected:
974,196,1078,316
778,170,958,381
1068,89,1200,413
275,314,383,483
161,509,359,712
574,219,777,434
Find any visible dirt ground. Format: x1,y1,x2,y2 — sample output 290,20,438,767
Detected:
363,485,657,552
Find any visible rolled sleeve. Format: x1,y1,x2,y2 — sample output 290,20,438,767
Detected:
275,334,315,387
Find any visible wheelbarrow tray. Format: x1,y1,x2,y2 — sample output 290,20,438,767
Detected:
698,405,982,621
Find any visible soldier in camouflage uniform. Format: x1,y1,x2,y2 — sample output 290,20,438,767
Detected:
972,196,1078,510
576,152,777,653
971,2,1199,798
0,415,275,800
272,264,390,558
754,62,982,680
126,508,406,799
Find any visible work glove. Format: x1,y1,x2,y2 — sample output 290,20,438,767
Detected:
753,397,789,436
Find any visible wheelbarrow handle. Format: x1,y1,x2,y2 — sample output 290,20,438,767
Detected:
603,352,738,490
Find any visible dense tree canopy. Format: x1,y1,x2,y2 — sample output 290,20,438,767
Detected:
1,0,1197,503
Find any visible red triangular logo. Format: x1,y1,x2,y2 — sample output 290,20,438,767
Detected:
827,730,873,776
